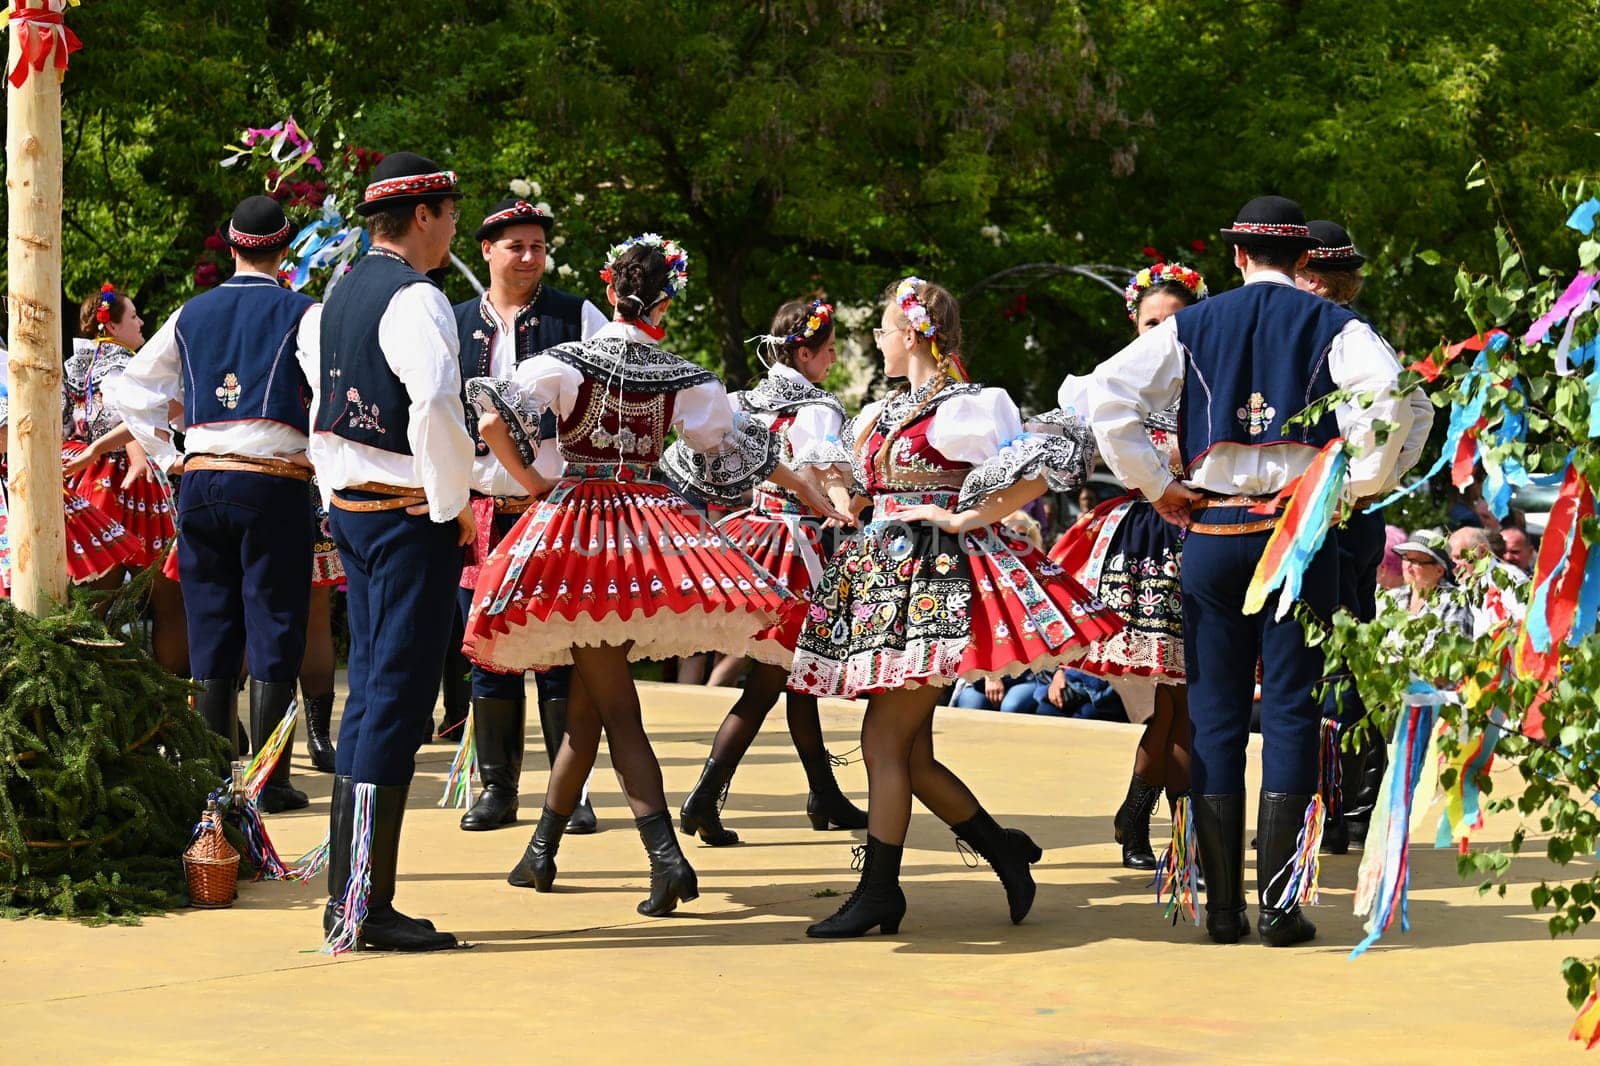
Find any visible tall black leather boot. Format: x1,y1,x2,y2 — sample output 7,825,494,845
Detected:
194,678,239,755
635,810,699,916
302,690,336,774
679,757,739,846
800,752,868,831
1257,791,1318,947
1344,729,1386,848
1192,793,1250,944
249,680,308,813
359,785,457,951
507,805,568,892
952,808,1044,924
322,775,353,937
806,835,907,938
459,696,524,830
539,696,596,834
1113,774,1162,870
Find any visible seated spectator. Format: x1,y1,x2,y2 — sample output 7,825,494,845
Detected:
951,669,1126,720
1385,529,1474,643
1499,526,1535,574
1450,526,1528,637
1378,524,1407,591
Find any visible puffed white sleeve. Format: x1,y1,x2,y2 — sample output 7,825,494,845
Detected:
658,378,781,501
1328,318,1413,501
464,354,582,470
785,402,850,467
104,310,184,473
931,388,1097,511
1086,317,1186,502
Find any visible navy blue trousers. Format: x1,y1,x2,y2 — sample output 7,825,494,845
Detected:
332,497,463,786
455,508,573,703
177,468,311,682
1323,510,1386,727
1181,507,1338,797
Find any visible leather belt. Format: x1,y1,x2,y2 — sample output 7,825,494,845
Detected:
1192,493,1276,510
1188,493,1282,536
331,481,426,512
1187,516,1280,536
185,453,312,481
494,495,534,515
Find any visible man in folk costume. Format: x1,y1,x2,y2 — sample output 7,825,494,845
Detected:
451,197,607,833
1087,196,1413,947
1297,219,1436,854
107,195,317,813
297,152,477,952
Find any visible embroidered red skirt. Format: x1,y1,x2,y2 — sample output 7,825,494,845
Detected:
716,497,828,667
62,442,175,567
787,491,1123,699
464,470,794,673
0,475,143,595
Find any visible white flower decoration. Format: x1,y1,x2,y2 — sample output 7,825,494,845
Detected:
508,178,532,198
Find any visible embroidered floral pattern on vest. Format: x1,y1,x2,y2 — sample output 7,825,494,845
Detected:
1237,391,1276,436
215,372,242,410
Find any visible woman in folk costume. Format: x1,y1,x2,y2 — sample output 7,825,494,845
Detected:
1047,263,1207,871
0,376,143,596
663,299,866,847
463,235,847,917
60,286,186,673
789,277,1122,938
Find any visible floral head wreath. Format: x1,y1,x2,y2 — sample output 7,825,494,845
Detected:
1123,261,1207,321
748,298,833,368
94,283,118,331
598,233,689,303
894,276,968,382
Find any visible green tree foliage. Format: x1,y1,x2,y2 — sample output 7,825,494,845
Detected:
1318,182,1600,1019
11,1,1597,404
0,603,227,920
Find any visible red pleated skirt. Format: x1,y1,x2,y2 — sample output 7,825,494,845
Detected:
464,476,794,673
0,481,143,596
62,443,174,567
717,507,827,667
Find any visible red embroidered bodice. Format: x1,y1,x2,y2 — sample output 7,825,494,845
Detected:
556,378,678,465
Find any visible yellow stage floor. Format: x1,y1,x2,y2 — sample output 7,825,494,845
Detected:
1,681,1587,1064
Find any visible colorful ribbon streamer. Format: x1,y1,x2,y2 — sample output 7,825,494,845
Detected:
1515,464,1596,683
3,1,81,89
1243,438,1348,620
1152,794,1201,927
1350,682,1448,958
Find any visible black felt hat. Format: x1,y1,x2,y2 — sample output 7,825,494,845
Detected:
475,197,555,242
1305,219,1367,271
221,195,294,252
356,151,461,217
1219,195,1320,251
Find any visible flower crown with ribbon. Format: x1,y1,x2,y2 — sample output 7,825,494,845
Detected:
1123,261,1207,320
895,276,968,382
749,298,834,366
94,282,118,330
598,233,689,300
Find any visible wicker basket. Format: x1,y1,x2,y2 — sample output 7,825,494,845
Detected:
183,802,239,908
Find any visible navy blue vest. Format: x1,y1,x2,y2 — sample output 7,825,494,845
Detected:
315,250,436,455
1173,282,1354,471
175,275,315,432
452,286,585,456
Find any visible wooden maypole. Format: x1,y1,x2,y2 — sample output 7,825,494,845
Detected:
4,0,78,613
